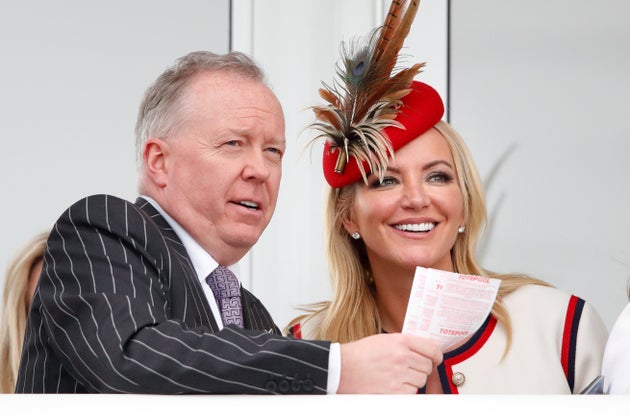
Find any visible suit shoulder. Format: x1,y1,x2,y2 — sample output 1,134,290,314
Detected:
61,194,142,219
55,194,161,241
59,194,134,219
65,194,132,210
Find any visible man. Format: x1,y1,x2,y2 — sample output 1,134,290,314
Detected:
16,51,441,394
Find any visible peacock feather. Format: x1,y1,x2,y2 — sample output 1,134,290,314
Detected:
310,0,424,183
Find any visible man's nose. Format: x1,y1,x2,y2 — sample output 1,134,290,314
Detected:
242,149,271,182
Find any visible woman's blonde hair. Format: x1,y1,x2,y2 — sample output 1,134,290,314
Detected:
293,120,549,350
0,231,48,393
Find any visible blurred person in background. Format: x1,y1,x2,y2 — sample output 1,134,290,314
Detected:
0,230,48,393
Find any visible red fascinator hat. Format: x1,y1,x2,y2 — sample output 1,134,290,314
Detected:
308,0,442,188
321,81,444,188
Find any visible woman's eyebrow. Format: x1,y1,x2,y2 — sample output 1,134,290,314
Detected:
386,160,454,173
423,160,454,170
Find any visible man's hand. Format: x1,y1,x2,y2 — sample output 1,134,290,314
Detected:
337,333,442,394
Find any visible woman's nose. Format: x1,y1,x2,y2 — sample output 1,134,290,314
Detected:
401,182,429,209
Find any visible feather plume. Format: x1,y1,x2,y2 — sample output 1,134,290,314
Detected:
310,0,424,182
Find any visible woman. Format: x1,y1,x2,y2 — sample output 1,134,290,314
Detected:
289,80,608,394
0,231,48,393
601,284,630,394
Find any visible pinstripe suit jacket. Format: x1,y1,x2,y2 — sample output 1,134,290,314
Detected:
15,194,330,394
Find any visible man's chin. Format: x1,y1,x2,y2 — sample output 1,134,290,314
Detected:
226,230,262,250
215,223,268,255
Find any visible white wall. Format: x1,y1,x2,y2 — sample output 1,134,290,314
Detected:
0,1,230,308
449,0,630,329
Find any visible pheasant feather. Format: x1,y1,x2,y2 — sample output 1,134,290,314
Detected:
310,0,424,183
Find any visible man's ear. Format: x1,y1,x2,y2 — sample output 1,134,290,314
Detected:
143,137,169,187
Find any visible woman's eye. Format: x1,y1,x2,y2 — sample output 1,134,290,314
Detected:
427,171,454,183
370,176,398,188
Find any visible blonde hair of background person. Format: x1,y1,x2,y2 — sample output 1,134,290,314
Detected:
292,120,551,348
0,231,48,393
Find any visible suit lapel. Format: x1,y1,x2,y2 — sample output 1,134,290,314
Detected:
135,197,185,252
241,288,281,335
134,197,220,332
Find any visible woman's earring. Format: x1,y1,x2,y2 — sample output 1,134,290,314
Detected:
351,231,361,240
458,225,466,234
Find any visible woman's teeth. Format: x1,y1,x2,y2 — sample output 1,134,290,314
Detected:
394,223,435,232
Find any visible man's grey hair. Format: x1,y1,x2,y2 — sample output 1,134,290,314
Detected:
134,51,266,167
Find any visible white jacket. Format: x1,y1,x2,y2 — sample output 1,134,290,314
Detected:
292,284,608,394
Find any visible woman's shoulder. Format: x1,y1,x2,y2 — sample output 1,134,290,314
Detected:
504,283,574,305
286,312,325,340
503,283,606,334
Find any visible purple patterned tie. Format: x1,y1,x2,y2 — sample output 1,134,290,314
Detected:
205,266,244,328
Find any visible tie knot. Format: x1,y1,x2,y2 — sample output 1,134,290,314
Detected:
205,266,240,300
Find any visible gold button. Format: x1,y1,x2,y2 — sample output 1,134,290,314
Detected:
452,372,465,386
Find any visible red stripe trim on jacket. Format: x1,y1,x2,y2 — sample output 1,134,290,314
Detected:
561,295,585,392
289,323,302,339
438,315,497,394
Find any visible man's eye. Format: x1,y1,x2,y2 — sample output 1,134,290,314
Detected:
266,147,283,156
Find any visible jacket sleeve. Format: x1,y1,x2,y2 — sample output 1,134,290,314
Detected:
572,298,608,393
